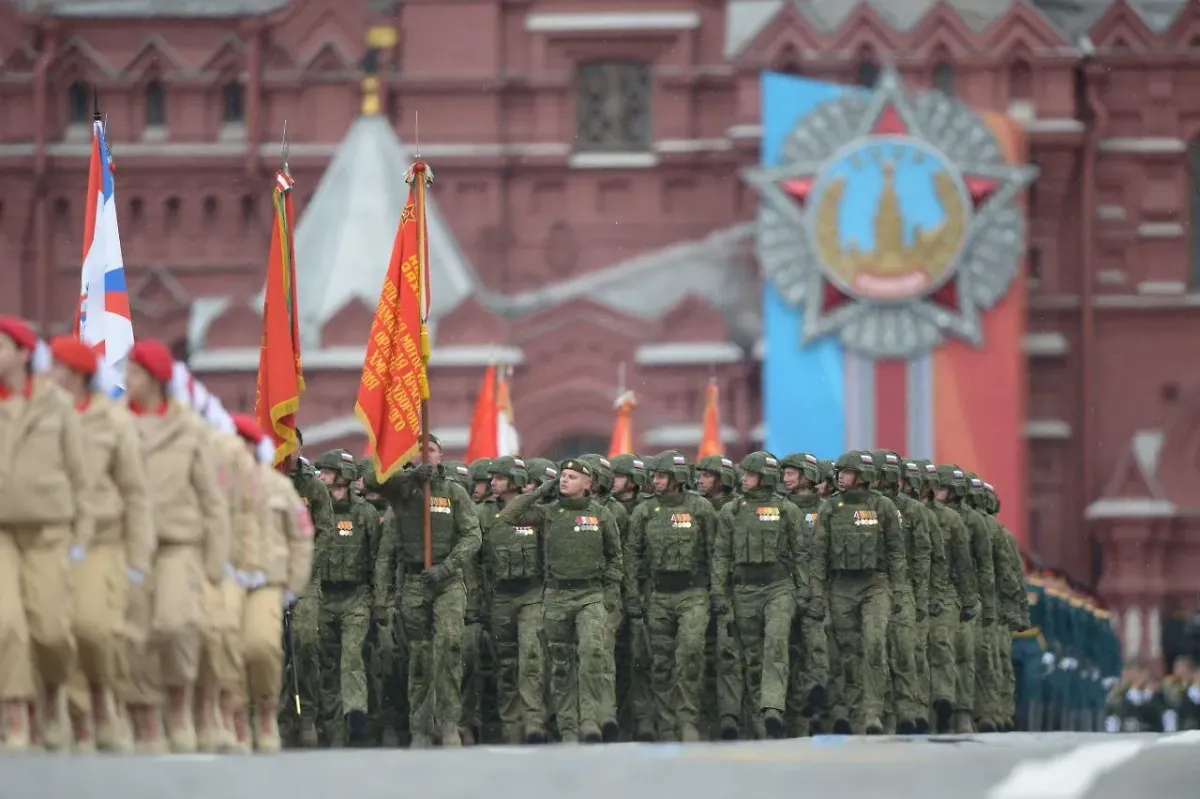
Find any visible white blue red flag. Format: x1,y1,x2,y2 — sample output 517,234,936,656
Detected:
75,118,133,396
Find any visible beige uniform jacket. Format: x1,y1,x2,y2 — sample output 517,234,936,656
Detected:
260,466,313,595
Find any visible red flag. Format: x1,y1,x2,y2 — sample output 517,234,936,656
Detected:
464,365,499,462
254,169,305,466
697,379,722,460
355,164,432,481
608,391,637,458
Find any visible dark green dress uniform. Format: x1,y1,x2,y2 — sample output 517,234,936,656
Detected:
712,452,807,740
1013,574,1050,731
626,451,716,742
480,456,548,744
492,460,624,743
279,458,334,747
810,451,908,735
374,463,482,747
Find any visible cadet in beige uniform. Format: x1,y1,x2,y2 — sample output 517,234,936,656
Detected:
48,336,153,754
0,318,93,752
124,340,230,754
231,414,314,753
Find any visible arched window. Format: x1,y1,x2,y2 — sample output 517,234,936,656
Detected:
202,196,219,233
1009,60,1033,101
53,197,70,234
774,45,804,76
145,81,166,127
855,59,879,88
933,62,955,95
67,82,89,124
1190,138,1200,287
223,82,244,123
240,194,257,233
165,196,181,233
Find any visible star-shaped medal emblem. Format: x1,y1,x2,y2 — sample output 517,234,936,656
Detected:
744,68,1038,359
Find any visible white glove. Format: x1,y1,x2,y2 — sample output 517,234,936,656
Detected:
223,563,236,583
249,571,267,589
1104,715,1120,732
1125,686,1141,705
1090,668,1100,681
69,545,87,564
1163,709,1178,733
1102,677,1118,690
283,590,297,608
1187,684,1200,704
1041,652,1055,666
126,567,146,587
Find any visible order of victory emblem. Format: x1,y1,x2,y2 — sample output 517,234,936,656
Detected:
744,68,1039,358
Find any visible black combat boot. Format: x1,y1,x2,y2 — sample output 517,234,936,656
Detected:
346,711,367,746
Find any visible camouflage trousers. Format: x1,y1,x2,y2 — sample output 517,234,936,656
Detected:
828,573,889,730
544,587,614,737
818,621,849,733
398,574,466,737
785,609,830,736
367,606,408,746
974,620,1000,727
617,616,654,739
646,585,709,738
954,603,979,729
731,578,795,725
884,600,922,728
489,583,546,743
279,584,321,747
460,620,482,738
927,608,957,716
995,626,1016,725
317,583,371,745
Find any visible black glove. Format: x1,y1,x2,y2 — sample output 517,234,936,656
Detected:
916,607,928,622
960,604,978,622
807,596,826,621
710,594,730,616
625,597,645,619
411,462,434,483
421,563,451,586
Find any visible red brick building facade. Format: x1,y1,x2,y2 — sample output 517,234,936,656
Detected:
1,0,1199,661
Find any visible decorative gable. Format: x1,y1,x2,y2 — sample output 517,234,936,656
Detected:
1163,0,1200,49
199,36,246,79
982,1,1069,54
732,2,825,70
436,296,510,347
49,37,116,83
300,39,355,76
656,294,730,343
827,4,905,55
1100,430,1167,501
318,296,374,348
121,35,186,80
907,3,983,60
203,299,263,349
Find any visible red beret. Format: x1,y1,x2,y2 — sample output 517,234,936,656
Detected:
0,316,37,352
231,413,263,443
128,340,174,383
49,335,98,377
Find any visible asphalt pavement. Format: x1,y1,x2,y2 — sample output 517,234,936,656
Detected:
4,731,1196,799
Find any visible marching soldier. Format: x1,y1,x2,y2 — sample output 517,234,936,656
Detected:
373,437,482,748
123,339,230,753
712,451,806,739
48,336,150,754
696,454,742,739
625,451,716,742
361,463,406,746
491,459,623,743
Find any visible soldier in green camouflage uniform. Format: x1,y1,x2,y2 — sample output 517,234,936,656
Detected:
374,441,482,748
810,451,908,735
901,459,955,733
492,459,624,743
607,453,652,738
971,477,1028,731
280,449,334,747
444,461,486,745
779,452,830,737
696,455,742,739
712,452,807,739
869,451,929,734
523,458,559,492
361,462,407,747
479,456,547,744
934,464,990,733
625,451,716,741
311,450,382,746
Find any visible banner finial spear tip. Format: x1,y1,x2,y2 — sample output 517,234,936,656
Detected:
281,120,290,174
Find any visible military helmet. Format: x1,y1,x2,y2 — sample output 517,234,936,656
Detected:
934,464,968,496
578,454,615,493
442,460,472,490
902,458,925,491
984,481,1000,514
488,455,529,488
362,470,385,494
870,450,904,483
780,452,821,484
834,450,876,483
523,457,559,486
314,449,357,482
817,459,835,484
610,453,648,490
356,457,375,482
739,451,780,489
469,458,493,485
649,450,691,485
697,454,736,489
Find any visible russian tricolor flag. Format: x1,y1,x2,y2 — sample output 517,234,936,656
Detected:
75,118,133,396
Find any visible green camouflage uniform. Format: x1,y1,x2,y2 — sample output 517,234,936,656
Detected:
313,450,382,745
362,464,407,747
607,453,652,739
374,462,482,747
810,451,908,734
873,450,929,734
696,454,742,739
779,452,831,737
492,459,623,743
448,461,487,743
712,451,806,739
903,459,956,731
280,456,334,747
480,456,547,744
625,451,716,741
